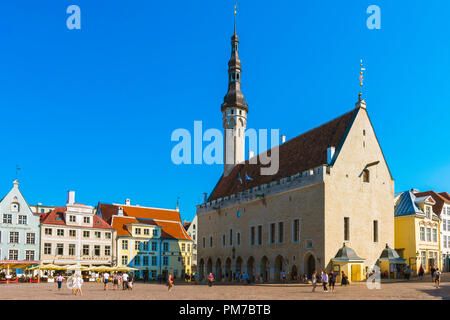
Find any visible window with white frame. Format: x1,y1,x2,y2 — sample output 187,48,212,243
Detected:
83,216,90,224
69,230,76,237
94,245,101,256
122,240,128,250
105,232,111,239
56,243,64,255
444,219,447,231
44,243,51,255
135,228,141,235
420,227,425,241
57,229,64,237
25,250,34,261
69,215,76,222
135,241,141,251
18,215,27,225
82,245,89,255
144,228,149,235
433,228,438,242
69,244,75,256
9,231,19,243
45,228,52,235
9,249,18,260
444,235,448,248
3,214,12,224
151,241,157,251
426,228,431,242
26,233,35,244
105,246,111,256
95,231,101,239
426,206,431,219
83,231,90,238
151,256,157,266
122,255,128,265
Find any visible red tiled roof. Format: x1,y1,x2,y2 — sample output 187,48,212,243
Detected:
41,206,113,229
209,108,357,201
414,190,450,216
439,192,450,201
100,203,192,241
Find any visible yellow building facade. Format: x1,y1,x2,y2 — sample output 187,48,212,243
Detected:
394,191,441,273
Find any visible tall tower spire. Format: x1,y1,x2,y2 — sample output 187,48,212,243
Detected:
222,4,248,176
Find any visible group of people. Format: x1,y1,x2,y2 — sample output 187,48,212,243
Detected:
311,270,349,292
102,272,133,291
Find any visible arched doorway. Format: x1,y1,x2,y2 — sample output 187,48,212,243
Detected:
236,257,243,276
274,255,283,282
207,258,213,275
305,254,316,278
247,256,255,281
260,256,269,282
225,258,232,281
291,265,298,281
199,259,205,280
215,258,222,281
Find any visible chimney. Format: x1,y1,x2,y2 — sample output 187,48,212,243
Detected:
67,191,75,205
125,198,130,206
203,192,208,204
281,135,286,144
117,206,124,216
327,146,336,165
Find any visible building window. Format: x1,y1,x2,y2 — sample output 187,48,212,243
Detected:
182,243,186,252
84,217,90,224
57,229,64,237
26,233,35,244
105,246,111,256
69,244,75,256
95,231,101,239
18,215,27,225
94,245,101,256
433,228,438,242
10,202,19,212
270,223,276,244
135,241,141,251
237,232,241,246
151,256,157,266
373,220,378,243
421,251,426,268
293,219,300,243
163,242,169,251
163,256,169,266
25,250,34,261
144,229,150,235
222,235,226,247
426,228,431,242
44,243,52,255
122,255,128,265
82,245,89,256
122,240,128,250
447,220,450,231
135,228,141,235
83,231,90,238
420,227,425,241
250,227,255,246
151,241,157,251
426,206,431,219
257,226,262,245
69,215,76,222
444,219,447,231
45,228,52,236
202,237,206,248
209,236,213,248
229,229,233,246
344,217,350,241
444,236,448,249
187,244,190,252
143,256,149,266
9,231,19,244
69,230,76,237
362,169,370,183
9,250,18,260
153,229,158,236
278,222,284,243
56,244,64,255
306,239,313,249
3,214,12,224
143,242,149,251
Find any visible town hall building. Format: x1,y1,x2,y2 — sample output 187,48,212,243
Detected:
197,18,397,283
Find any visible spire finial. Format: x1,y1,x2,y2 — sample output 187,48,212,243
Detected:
359,59,365,97
234,2,239,34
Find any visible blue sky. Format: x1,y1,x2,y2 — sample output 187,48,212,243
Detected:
0,1,449,221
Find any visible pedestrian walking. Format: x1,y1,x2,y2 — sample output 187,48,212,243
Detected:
431,266,436,282
122,272,129,290
208,272,215,287
74,274,83,296
128,276,133,290
113,273,119,290
167,272,174,292
418,266,424,279
328,271,336,292
434,268,441,288
311,271,317,292
103,272,110,290
282,271,287,284
56,274,64,290
321,271,329,292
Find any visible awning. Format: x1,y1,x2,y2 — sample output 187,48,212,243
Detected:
0,260,40,269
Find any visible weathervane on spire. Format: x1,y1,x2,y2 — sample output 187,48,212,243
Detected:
234,2,239,15
359,59,366,98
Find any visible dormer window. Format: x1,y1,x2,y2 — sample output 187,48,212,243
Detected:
10,202,19,213
83,217,90,224
426,206,431,219
362,169,370,183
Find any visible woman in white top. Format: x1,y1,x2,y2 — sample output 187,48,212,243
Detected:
311,271,317,292
74,275,83,296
